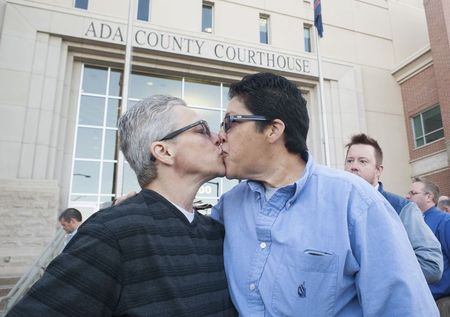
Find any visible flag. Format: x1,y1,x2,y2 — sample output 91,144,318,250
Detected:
314,0,323,37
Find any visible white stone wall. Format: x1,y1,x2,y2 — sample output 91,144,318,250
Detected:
0,179,59,276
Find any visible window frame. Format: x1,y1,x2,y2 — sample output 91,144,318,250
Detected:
259,14,270,44
202,2,214,33
303,24,312,52
137,0,151,22
74,0,88,10
411,104,444,148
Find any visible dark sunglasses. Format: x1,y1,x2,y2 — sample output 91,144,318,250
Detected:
159,120,211,141
220,115,269,133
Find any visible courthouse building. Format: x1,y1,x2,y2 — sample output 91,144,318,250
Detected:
0,0,447,276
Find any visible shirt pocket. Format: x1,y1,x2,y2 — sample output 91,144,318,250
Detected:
271,249,338,317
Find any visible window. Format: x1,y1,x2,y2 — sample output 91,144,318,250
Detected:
304,25,312,52
411,105,444,148
202,3,213,33
74,0,88,9
137,0,151,21
260,14,269,44
71,65,238,213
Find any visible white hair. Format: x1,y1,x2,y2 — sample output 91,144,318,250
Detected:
118,95,186,187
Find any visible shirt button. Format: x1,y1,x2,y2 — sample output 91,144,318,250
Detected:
249,283,256,291
260,242,267,249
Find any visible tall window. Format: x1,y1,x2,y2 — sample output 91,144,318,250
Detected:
70,66,122,212
260,14,269,44
71,65,238,214
202,3,213,33
137,0,151,21
411,105,444,148
304,25,312,52
74,0,88,9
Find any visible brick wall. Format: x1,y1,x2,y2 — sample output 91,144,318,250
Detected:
400,66,444,160
399,0,450,198
424,0,450,145
0,179,59,277
422,168,450,198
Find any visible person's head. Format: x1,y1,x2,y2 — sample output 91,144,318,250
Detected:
118,95,224,188
438,199,450,213
58,208,82,234
406,177,440,212
438,195,449,204
219,72,309,179
438,195,450,211
344,133,384,186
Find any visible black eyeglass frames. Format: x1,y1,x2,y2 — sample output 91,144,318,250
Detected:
159,120,211,141
220,115,269,133
150,120,212,161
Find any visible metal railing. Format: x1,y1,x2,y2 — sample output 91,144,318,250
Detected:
1,229,65,315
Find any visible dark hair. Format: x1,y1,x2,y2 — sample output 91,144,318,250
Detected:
229,72,309,159
345,133,383,165
414,177,440,205
58,208,82,222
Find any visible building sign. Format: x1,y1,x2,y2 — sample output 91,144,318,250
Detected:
84,21,317,76
197,181,220,198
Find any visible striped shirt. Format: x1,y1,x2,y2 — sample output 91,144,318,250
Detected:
7,189,236,317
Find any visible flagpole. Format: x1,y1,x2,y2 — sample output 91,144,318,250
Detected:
314,28,331,167
115,0,134,198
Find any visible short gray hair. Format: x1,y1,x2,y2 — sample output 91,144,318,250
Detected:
118,95,187,187
413,177,440,205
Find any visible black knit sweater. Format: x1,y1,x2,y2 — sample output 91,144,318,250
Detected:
7,189,237,317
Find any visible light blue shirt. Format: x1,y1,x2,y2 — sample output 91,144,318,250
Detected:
212,156,438,316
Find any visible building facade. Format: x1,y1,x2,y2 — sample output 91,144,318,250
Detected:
393,0,450,197
0,0,433,276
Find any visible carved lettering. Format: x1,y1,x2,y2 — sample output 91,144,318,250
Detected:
85,21,97,38
135,30,145,45
84,21,315,75
195,40,205,55
100,23,112,39
303,60,311,73
214,44,224,58
173,36,183,51
112,27,124,42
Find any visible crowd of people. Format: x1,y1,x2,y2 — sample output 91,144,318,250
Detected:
6,72,450,316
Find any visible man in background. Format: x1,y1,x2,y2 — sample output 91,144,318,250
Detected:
439,196,450,213
58,207,82,247
345,133,443,283
407,178,450,316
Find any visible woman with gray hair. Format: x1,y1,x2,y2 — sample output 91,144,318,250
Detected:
6,95,236,317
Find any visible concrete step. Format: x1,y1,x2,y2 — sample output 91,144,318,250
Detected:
0,276,21,315
0,277,19,287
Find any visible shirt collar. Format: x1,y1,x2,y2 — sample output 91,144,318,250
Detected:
247,152,315,203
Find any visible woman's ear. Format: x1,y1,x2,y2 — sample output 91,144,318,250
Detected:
266,119,285,143
150,142,175,165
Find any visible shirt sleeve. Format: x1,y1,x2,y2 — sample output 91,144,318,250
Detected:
6,219,123,317
398,202,443,283
434,218,450,295
211,197,224,224
352,198,439,317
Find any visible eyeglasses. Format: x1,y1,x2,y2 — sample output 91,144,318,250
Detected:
159,120,211,141
151,120,211,161
220,114,269,133
407,191,429,196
